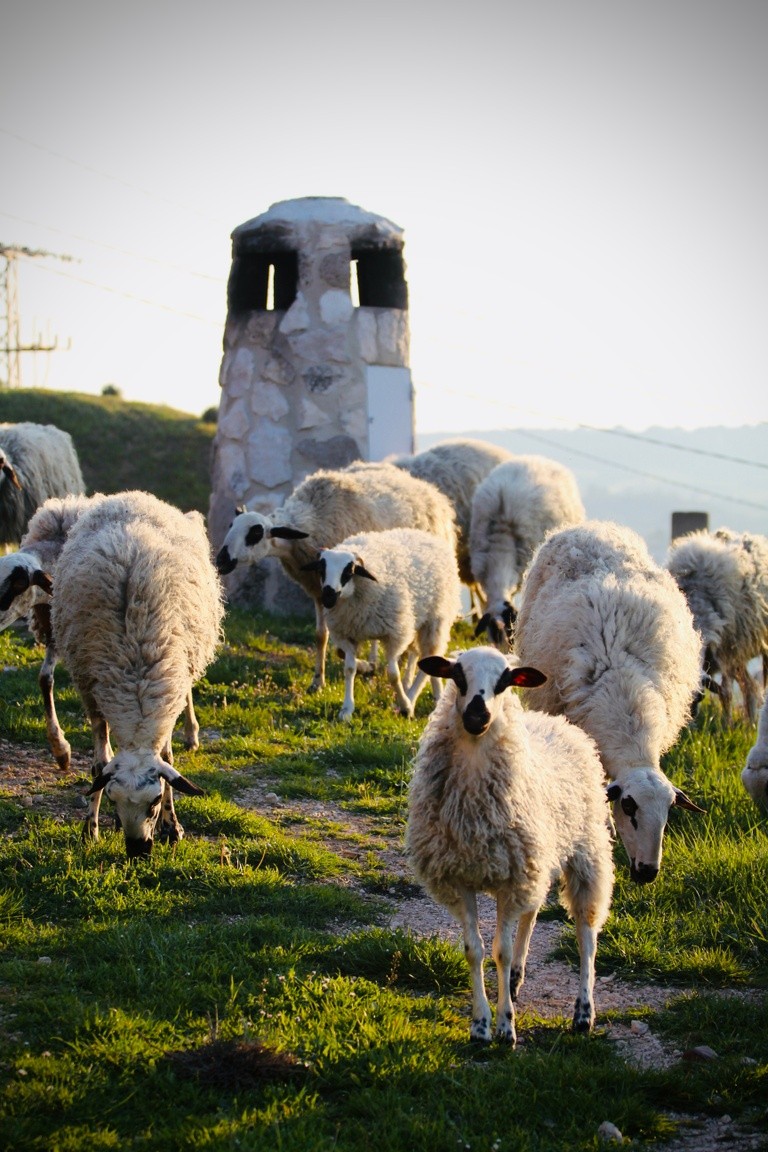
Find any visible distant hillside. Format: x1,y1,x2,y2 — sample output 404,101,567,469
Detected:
418,424,768,560
0,389,216,514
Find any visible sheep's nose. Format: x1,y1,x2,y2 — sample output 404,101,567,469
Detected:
216,546,237,575
125,836,153,861
630,861,659,885
463,694,490,735
321,586,338,609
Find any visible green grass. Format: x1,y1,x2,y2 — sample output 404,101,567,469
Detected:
0,388,214,512
1,610,767,1150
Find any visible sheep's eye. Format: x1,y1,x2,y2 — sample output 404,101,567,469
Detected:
453,665,468,696
245,524,264,546
620,796,639,828
340,562,354,586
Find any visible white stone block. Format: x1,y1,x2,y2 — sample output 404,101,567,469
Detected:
251,382,289,421
279,291,310,335
246,422,293,489
354,310,378,362
226,347,255,397
298,397,332,430
217,399,250,440
376,311,409,365
320,289,354,325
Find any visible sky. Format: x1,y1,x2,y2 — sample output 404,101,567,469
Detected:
1,0,766,435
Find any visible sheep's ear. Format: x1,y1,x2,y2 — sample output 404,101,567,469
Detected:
269,526,309,540
418,655,456,680
353,562,377,582
87,771,113,795
32,570,54,596
1,462,22,490
473,613,490,638
674,788,705,814
496,666,547,692
161,770,204,798
606,782,622,802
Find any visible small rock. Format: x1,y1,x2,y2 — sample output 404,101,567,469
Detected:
19,796,33,808
264,792,281,806
630,1020,650,1036
597,1120,623,1143
37,956,52,965
682,1044,718,1062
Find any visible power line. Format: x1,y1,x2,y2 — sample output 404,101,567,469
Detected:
1,244,74,388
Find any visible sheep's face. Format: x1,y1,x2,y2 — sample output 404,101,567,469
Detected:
215,510,308,575
473,600,517,652
0,453,21,490
741,752,768,813
301,547,377,610
418,646,546,737
606,768,704,884
88,752,204,860
0,554,53,629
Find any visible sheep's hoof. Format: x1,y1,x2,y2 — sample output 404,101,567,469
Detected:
495,1023,517,1046
355,660,375,676
81,819,98,844
307,678,325,694
54,749,72,772
470,1017,492,1043
572,998,594,1033
338,708,354,722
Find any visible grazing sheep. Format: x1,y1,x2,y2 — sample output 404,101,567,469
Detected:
301,528,462,720
469,455,585,647
216,463,457,691
0,422,85,548
406,646,614,1044
742,691,768,812
667,528,768,724
0,493,101,769
514,520,704,884
391,438,511,606
51,491,224,858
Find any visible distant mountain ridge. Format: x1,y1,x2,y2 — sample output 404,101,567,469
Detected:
417,424,768,561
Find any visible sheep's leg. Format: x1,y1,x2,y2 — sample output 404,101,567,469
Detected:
181,689,200,751
158,778,185,846
31,606,71,771
309,599,328,693
492,891,525,1045
509,907,538,1004
719,674,734,724
384,641,413,718
81,692,114,843
571,914,599,1033
738,668,760,726
401,647,418,692
337,640,359,721
451,889,492,1042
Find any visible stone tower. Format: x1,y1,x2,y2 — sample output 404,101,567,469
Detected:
208,196,414,610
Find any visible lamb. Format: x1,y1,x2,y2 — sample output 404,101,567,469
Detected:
666,528,768,724
300,527,462,720
742,691,768,812
514,520,705,884
391,438,511,607
0,422,85,548
469,454,585,647
215,463,458,691
406,645,614,1044
51,491,225,858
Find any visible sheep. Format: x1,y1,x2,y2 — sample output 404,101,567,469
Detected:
0,422,85,548
300,527,462,720
742,691,768,812
391,438,511,608
215,463,458,692
51,491,224,858
406,645,615,1044
0,493,101,769
469,454,585,648
514,520,705,884
666,528,768,724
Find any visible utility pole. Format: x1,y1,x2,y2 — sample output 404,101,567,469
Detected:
0,244,74,388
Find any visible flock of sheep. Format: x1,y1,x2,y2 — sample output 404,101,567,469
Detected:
1,420,767,1044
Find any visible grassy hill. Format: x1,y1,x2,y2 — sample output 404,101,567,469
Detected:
0,388,216,514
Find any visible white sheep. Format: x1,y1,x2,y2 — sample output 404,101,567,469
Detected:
215,463,457,692
469,454,585,647
742,691,768,812
0,422,85,548
514,520,705,884
406,645,615,1044
300,527,462,720
667,528,768,724
51,491,224,858
391,438,511,607
0,493,100,769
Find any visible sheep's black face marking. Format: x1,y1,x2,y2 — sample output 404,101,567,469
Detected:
463,693,491,735
321,586,339,609
620,795,639,830
245,523,264,547
452,663,468,696
340,561,354,587
216,546,236,575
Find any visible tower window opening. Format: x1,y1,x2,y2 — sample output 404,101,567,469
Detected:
350,247,407,309
227,249,298,314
